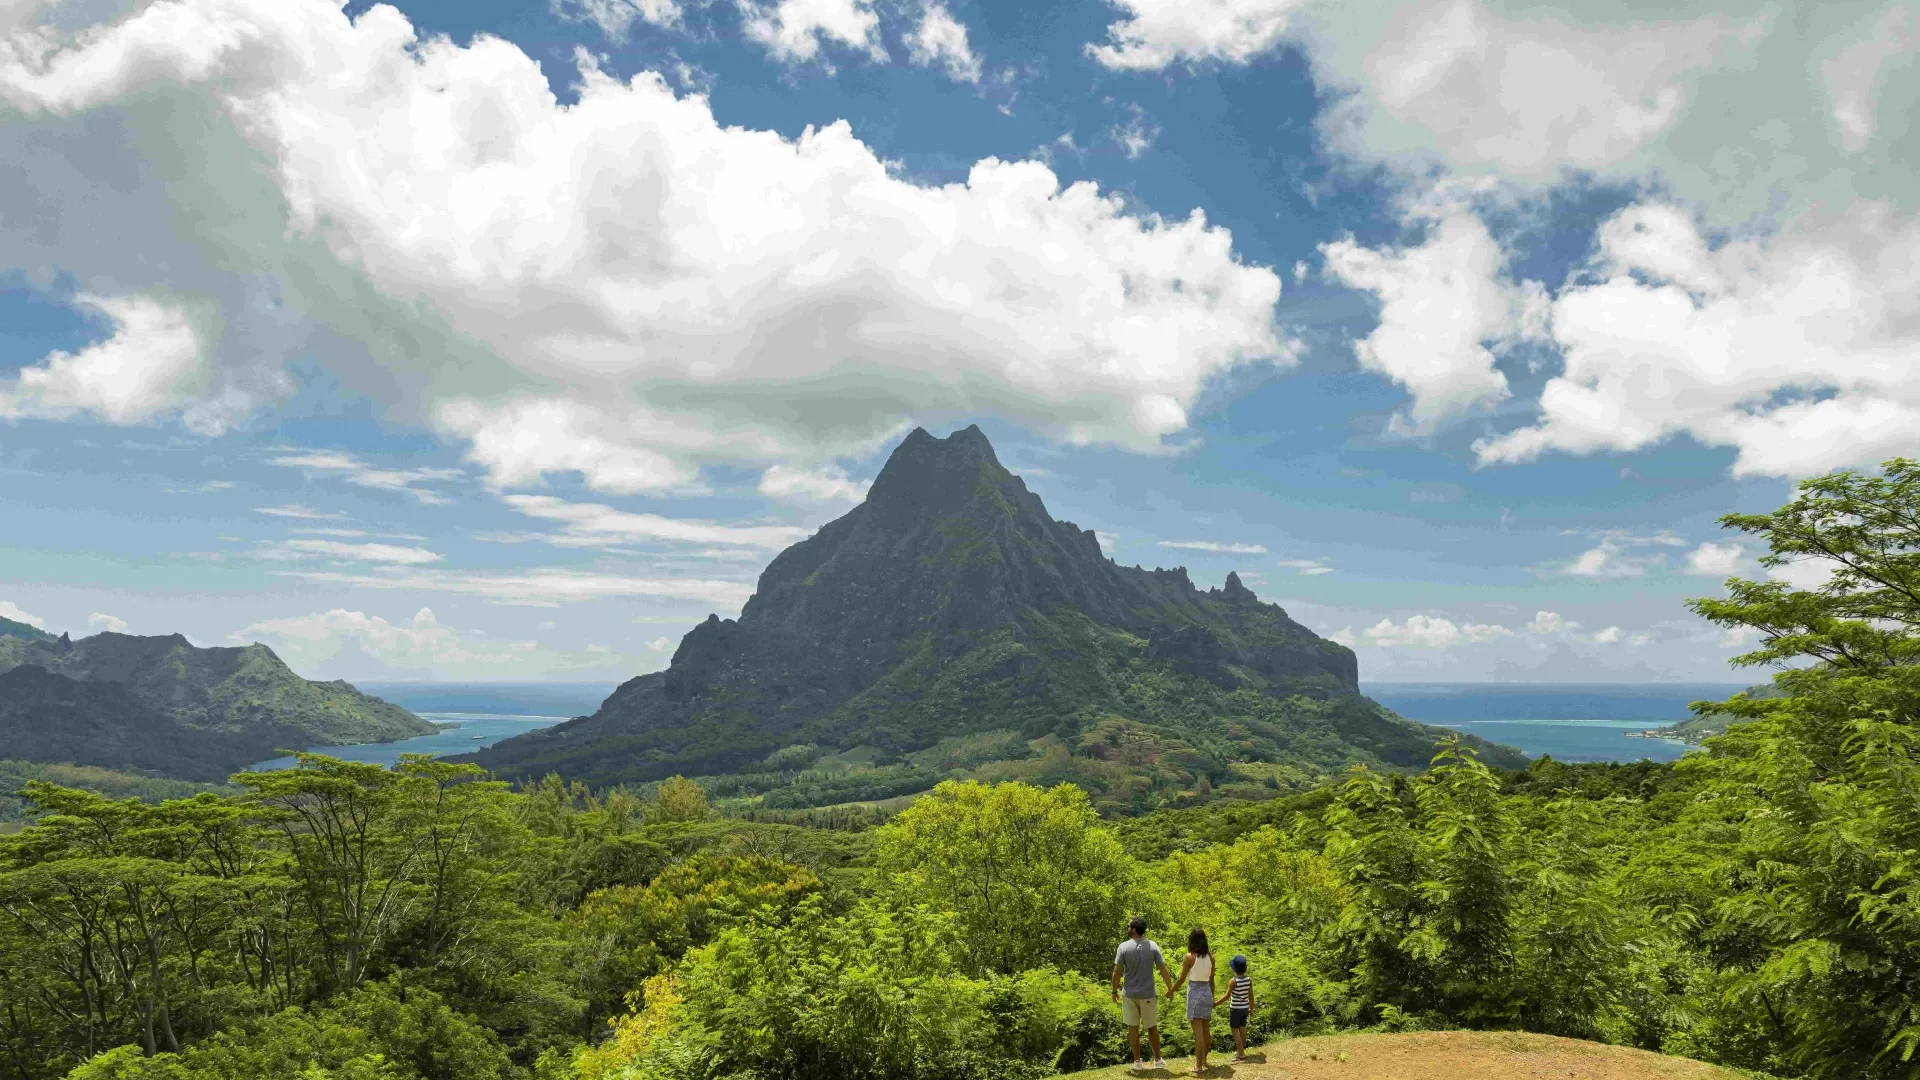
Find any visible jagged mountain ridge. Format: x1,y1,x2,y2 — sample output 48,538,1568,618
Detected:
0,631,434,747
0,666,305,782
468,426,1523,803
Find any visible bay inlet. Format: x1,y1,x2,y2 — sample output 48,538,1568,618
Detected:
246,682,614,772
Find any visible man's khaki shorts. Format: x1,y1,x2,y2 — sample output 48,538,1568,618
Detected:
1120,994,1159,1028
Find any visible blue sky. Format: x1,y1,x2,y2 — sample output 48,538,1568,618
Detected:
1,0,1914,682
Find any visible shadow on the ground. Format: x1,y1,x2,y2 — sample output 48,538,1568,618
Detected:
1124,1050,1267,1077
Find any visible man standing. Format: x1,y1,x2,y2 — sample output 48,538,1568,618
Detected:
1112,915,1176,1071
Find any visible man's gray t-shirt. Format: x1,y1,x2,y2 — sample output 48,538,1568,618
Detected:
1114,937,1162,998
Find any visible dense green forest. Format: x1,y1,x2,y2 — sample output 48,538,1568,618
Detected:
0,763,229,826
6,462,1920,1080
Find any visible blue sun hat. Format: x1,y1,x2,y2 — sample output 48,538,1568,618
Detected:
1231,955,1247,974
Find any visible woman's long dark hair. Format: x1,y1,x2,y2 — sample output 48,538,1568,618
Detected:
1188,927,1209,956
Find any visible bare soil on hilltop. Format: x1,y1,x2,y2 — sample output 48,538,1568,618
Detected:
1072,1031,1743,1080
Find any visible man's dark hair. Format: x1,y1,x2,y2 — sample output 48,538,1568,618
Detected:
1129,916,1148,936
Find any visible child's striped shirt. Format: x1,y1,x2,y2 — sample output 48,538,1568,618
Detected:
1228,975,1252,1008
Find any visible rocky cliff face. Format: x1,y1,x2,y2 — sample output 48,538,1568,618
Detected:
469,426,1521,799
0,632,432,747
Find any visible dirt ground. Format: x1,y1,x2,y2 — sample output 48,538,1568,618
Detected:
1073,1030,1743,1080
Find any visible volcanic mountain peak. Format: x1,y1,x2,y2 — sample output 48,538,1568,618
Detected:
467,426,1524,805
744,426,1113,626
850,424,1084,541
865,424,1003,508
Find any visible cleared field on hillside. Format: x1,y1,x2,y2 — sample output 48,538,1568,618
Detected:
1070,1031,1743,1080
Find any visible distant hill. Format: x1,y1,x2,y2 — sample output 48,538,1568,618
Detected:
0,631,434,748
0,615,53,642
1647,681,1783,743
0,666,302,782
467,426,1524,814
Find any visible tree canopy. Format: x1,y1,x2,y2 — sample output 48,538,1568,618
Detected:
9,460,1920,1080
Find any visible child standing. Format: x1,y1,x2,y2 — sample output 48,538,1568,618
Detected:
1226,956,1253,1062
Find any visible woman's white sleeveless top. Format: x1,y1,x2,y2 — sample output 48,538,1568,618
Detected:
1191,954,1213,981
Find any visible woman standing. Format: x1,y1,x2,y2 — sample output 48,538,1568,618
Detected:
1170,927,1216,1074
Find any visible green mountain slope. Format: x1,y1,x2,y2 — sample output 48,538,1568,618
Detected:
1646,680,1783,743
0,615,53,642
0,631,432,746
468,426,1524,813
0,665,303,781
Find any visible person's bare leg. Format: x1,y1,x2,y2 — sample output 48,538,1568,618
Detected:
1234,1026,1246,1058
1190,1018,1206,1071
1148,1024,1161,1064
1129,1023,1142,1064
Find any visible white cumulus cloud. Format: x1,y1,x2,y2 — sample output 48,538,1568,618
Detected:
438,399,714,496
1092,1,1920,477
907,2,982,83
1292,1,1920,227
1562,543,1638,578
1767,558,1836,592
1686,541,1745,576
1088,0,1309,71
1554,531,1682,578
1593,625,1621,644
1110,104,1159,159
0,601,46,629
758,464,871,504
0,0,1286,491
1358,613,1512,648
1311,1,1748,187
552,0,682,40
740,0,885,64
1477,203,1920,478
0,294,255,434
1528,610,1573,635
87,613,129,633
1321,194,1547,433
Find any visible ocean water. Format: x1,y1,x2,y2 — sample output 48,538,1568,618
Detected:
246,682,611,772
250,681,1746,772
1365,683,1751,764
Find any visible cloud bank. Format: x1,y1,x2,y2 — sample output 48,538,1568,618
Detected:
0,0,1285,495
